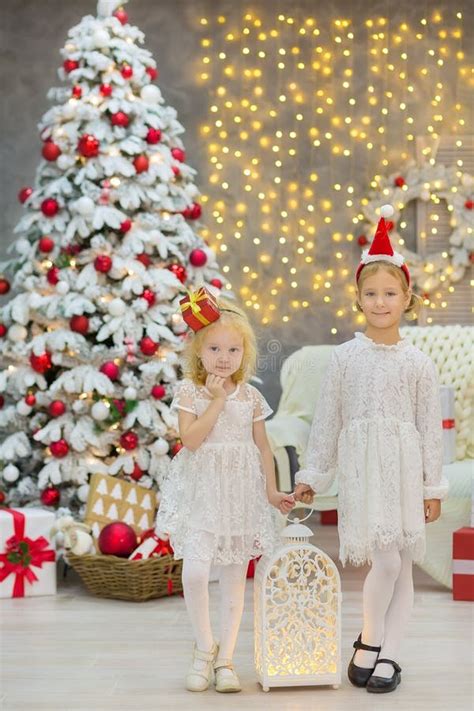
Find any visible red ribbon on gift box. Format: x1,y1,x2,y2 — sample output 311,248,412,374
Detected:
442,419,455,429
0,508,55,598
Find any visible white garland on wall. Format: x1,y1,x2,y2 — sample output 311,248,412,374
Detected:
358,163,474,292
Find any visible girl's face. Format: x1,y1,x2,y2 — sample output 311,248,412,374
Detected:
358,269,411,331
199,323,244,379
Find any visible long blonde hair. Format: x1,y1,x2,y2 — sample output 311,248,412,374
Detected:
356,261,423,316
182,297,258,385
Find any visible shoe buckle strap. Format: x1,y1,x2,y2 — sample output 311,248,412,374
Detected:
376,658,402,673
194,648,216,662
353,638,381,653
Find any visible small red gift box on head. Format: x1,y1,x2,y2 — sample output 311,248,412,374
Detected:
179,287,220,332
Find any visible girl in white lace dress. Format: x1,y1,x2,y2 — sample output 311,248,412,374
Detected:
156,291,294,694
295,206,448,694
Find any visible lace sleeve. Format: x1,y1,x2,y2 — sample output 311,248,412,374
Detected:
416,359,449,500
170,380,197,415
250,385,274,422
295,350,342,494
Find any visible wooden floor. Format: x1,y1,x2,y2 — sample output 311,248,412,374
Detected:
1,515,473,711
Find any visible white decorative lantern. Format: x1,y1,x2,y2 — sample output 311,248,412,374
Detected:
254,512,341,691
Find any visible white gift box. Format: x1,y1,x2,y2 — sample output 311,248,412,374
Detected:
440,385,456,465
0,508,56,599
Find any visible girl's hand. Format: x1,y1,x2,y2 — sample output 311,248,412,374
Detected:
205,374,227,400
268,491,296,514
424,498,441,523
294,483,315,504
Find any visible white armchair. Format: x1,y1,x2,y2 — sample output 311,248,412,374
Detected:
267,326,474,588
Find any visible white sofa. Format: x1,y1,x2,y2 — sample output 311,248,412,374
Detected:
267,326,473,588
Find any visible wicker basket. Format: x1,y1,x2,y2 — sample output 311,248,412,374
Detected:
67,552,183,602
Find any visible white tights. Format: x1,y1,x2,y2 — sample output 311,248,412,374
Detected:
354,546,414,679
182,557,248,668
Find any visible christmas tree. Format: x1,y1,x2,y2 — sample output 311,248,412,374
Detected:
0,0,223,515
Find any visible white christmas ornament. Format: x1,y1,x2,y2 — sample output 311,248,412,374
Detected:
108,298,126,316
380,204,394,218
154,438,169,455
124,387,137,399
8,325,28,342
140,85,161,104
2,464,20,483
56,281,70,295
75,196,95,215
77,484,90,503
91,401,110,421
16,401,33,416
93,29,110,48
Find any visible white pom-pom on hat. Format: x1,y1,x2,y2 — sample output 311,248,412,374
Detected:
380,204,394,218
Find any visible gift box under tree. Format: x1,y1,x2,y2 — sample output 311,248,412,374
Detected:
452,527,474,602
0,508,56,599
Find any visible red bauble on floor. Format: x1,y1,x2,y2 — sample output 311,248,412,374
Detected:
98,522,137,557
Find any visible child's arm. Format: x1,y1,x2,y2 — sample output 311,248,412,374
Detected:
294,350,342,501
416,359,449,523
253,419,294,514
177,375,226,452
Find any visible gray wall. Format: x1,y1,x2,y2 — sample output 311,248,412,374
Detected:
1,0,472,407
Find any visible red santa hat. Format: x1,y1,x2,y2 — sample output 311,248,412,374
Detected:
356,204,410,285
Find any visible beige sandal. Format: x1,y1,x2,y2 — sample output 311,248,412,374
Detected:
214,658,242,693
185,642,218,692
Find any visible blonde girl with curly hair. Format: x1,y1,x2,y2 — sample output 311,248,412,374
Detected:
156,292,294,694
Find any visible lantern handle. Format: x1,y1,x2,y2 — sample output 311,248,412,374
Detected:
285,494,314,525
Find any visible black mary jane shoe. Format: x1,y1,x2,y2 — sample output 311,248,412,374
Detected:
366,658,402,693
347,634,382,687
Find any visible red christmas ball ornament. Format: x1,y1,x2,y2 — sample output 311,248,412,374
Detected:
465,199,474,210
146,66,158,80
40,486,61,507
98,522,137,557
113,8,129,24
42,141,61,162
30,351,52,374
151,384,166,400
25,393,36,407
141,289,156,307
0,491,5,504
120,431,139,451
49,400,66,417
121,64,133,79
94,255,113,273
77,134,100,158
63,59,79,73
50,439,69,458
139,337,159,356
182,202,202,220
172,165,181,177
18,186,33,204
100,361,120,380
0,395,4,409
113,398,126,416
171,147,185,162
394,176,406,188
38,236,55,253
0,278,11,295
100,83,113,97
111,111,130,127
72,85,82,99
171,442,183,456
167,263,187,283
133,155,149,173
41,198,59,217
136,253,151,267
130,463,144,481
146,127,161,144
358,235,369,247
469,251,474,264
210,278,223,289
189,248,208,267
0,324,7,337
70,314,89,335
119,219,132,233
47,266,60,285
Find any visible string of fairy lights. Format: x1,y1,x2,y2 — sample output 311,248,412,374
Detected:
195,9,472,332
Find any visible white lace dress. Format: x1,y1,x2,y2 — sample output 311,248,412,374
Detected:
155,379,277,565
295,332,449,566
